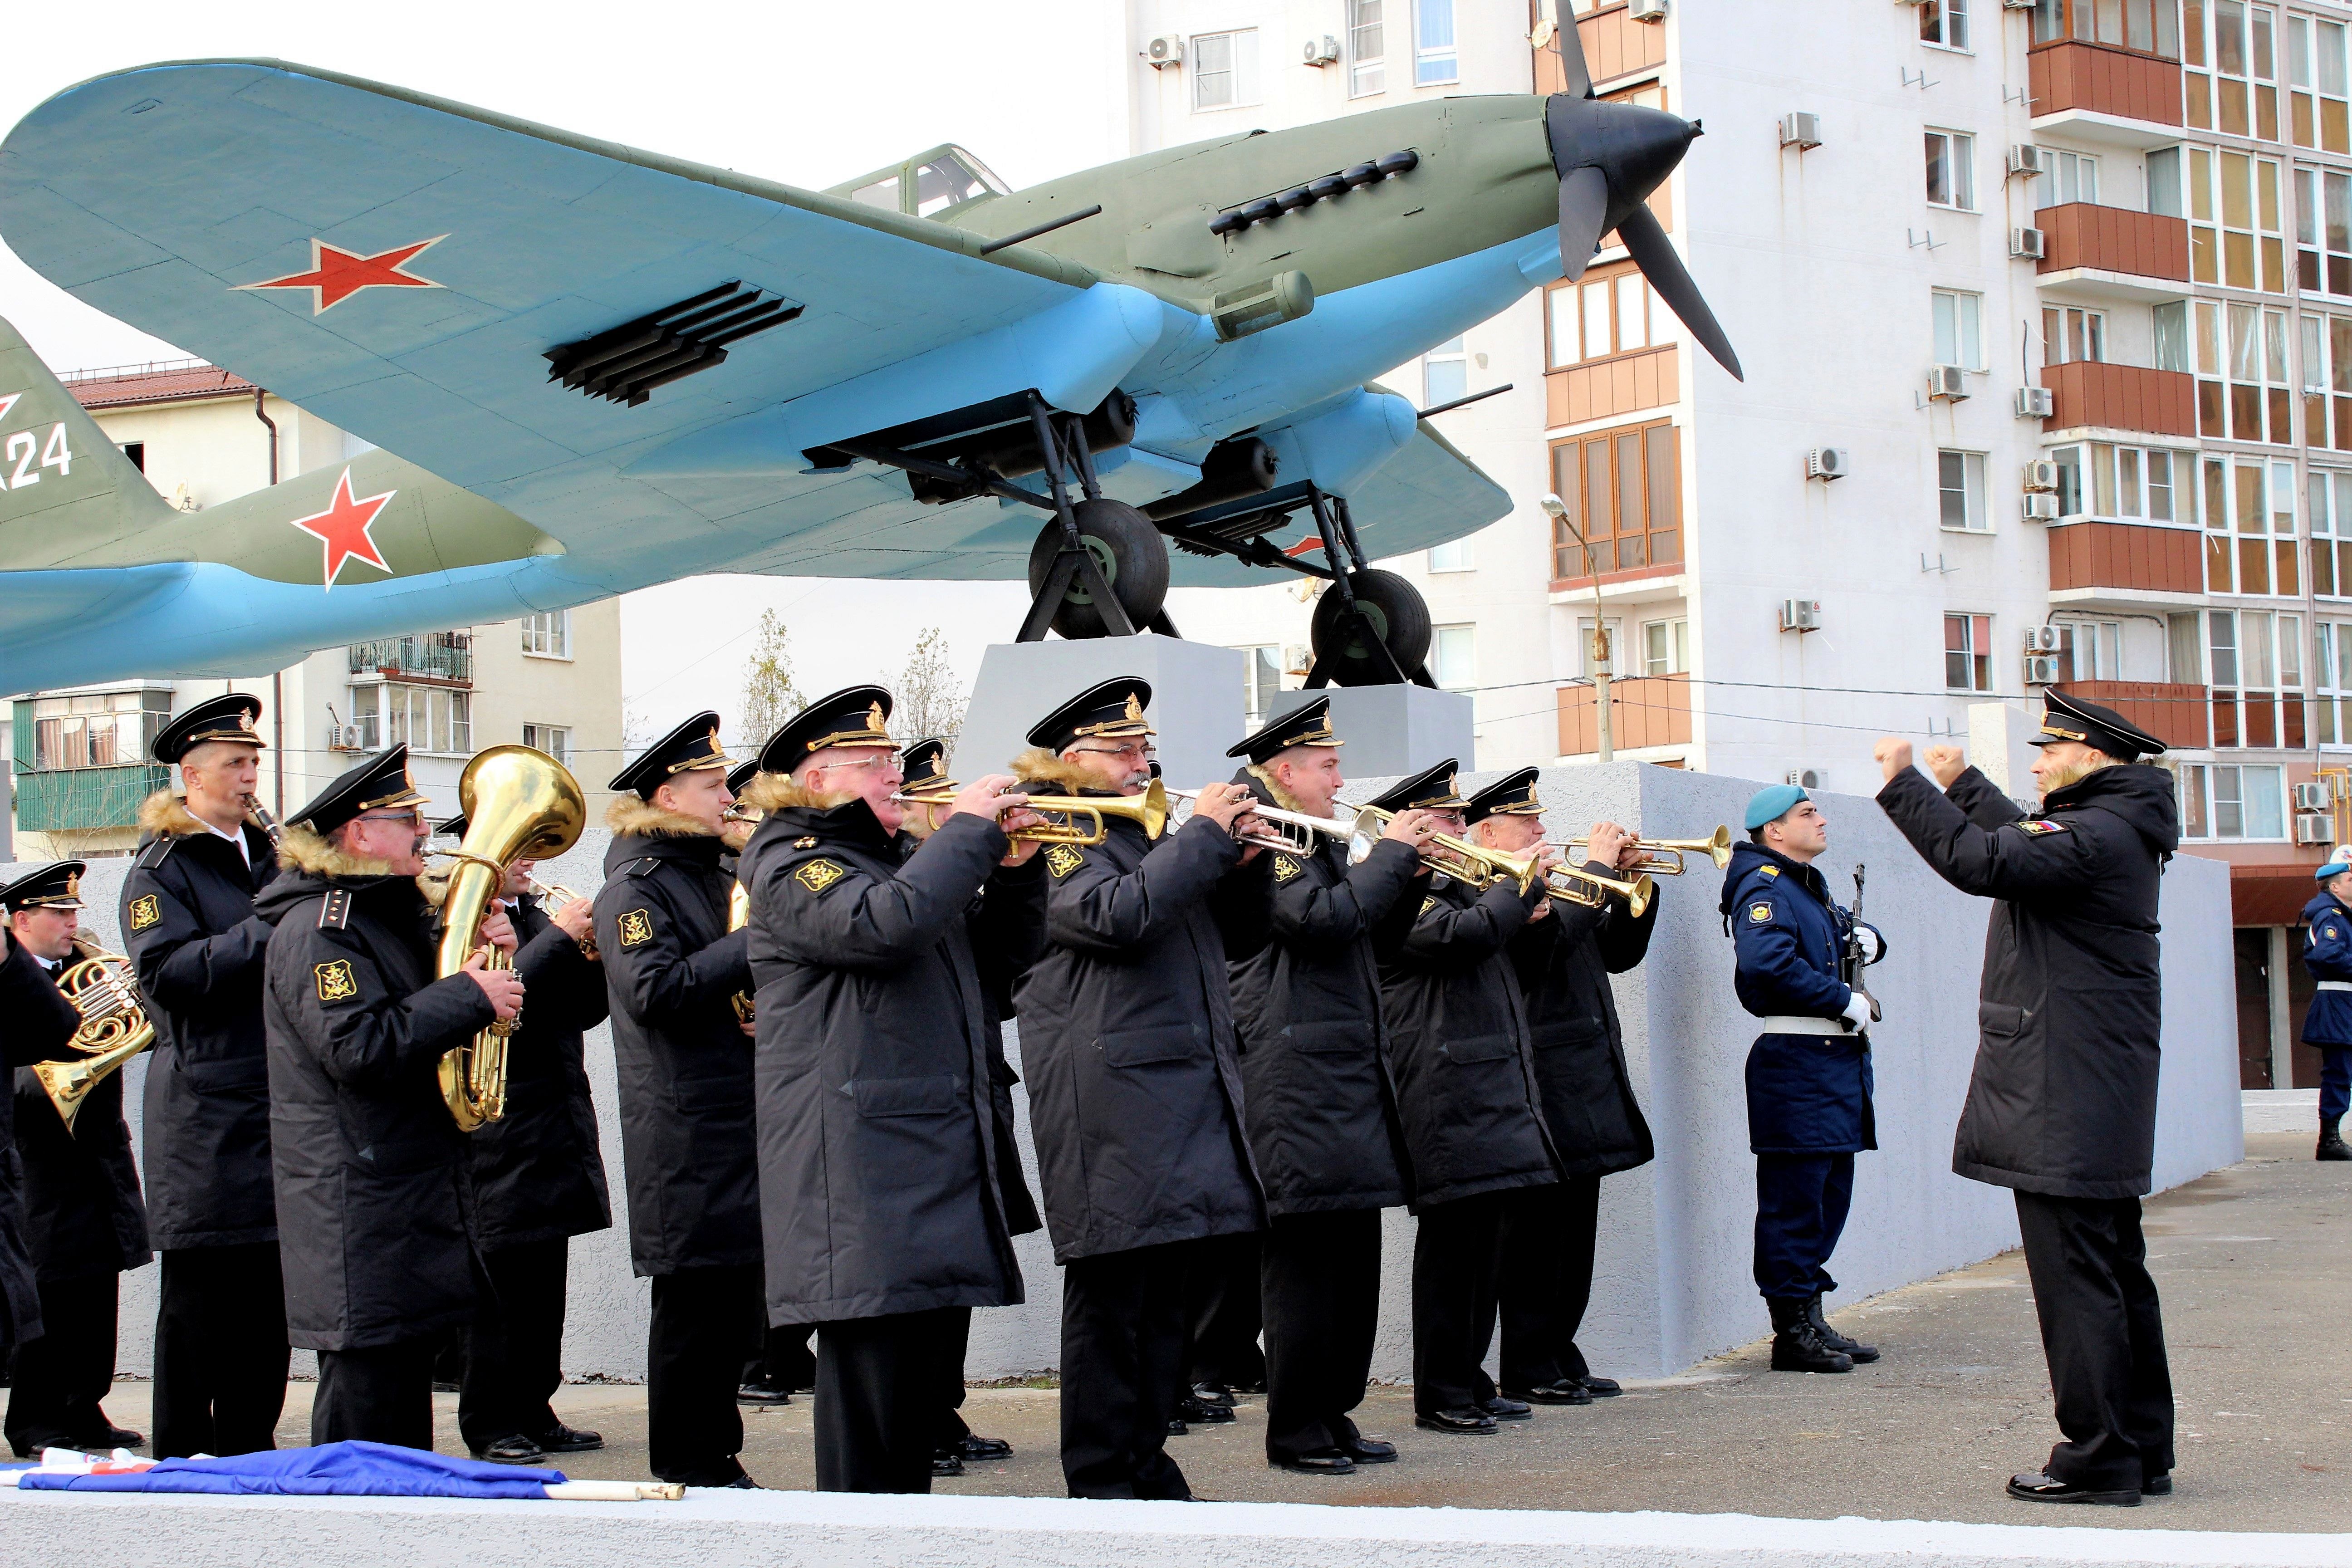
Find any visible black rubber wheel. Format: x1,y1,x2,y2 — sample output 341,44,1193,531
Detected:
1026,498,1171,639
1309,569,1433,686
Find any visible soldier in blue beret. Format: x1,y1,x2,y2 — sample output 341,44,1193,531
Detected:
2301,855,2352,1161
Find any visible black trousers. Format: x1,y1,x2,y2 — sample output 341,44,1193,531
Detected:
647,1264,761,1485
313,1339,436,1450
1260,1210,1381,1461
152,1243,290,1460
936,1305,974,1448
459,1237,569,1452
1183,1231,1265,1390
1411,1191,1511,1416
1753,1152,1855,1302
813,1306,969,1493
4,1272,122,1455
744,1322,816,1393
2014,1191,2176,1490
1499,1175,1602,1390
1061,1240,1196,1500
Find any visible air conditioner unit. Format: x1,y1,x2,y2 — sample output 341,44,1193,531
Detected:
1927,364,1970,400
2295,781,2334,811
2024,624,2073,654
1302,34,1340,65
1628,0,1668,20
2024,655,2066,685
1787,768,1826,790
1778,111,1823,149
2001,0,2039,10
1806,446,1850,480
1146,34,1184,67
2007,144,2048,178
328,723,365,751
2016,385,2056,418
2297,812,2339,846
1779,598,1822,632
2010,226,2048,260
2022,458,2059,492
2023,493,2061,522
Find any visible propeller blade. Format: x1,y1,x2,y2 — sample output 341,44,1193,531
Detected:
1552,2,1593,98
1616,203,1743,382
1558,166,1609,284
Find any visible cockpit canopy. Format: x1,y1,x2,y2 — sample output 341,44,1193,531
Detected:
825,145,1008,219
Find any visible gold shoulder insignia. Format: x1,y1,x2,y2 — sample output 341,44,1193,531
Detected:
1759,865,1780,878
1419,894,1438,916
617,908,655,947
1272,854,1303,883
2016,819,2069,835
127,894,161,932
794,836,819,849
794,858,847,894
1044,843,1085,879
1748,901,1774,923
314,959,358,1003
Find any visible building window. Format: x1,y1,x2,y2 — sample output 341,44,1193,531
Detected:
1423,336,1468,406
2288,13,2351,152
2202,455,2300,595
2202,607,2306,748
2176,762,2286,839
1920,0,1970,49
1432,624,1475,689
1924,129,1976,211
2191,299,2293,443
2188,0,2280,140
2309,468,2352,596
2033,148,2098,208
1574,616,1625,679
29,690,169,771
2186,147,2285,294
119,441,145,473
2048,442,2186,522
1932,288,1985,371
2034,0,2179,57
2301,311,2352,449
521,723,572,765
2060,618,2129,681
1945,612,1994,692
2154,298,2190,371
1642,617,1689,676
1547,262,1669,367
1414,0,1457,84
1938,450,1989,531
1550,420,1681,579
1238,646,1282,725
1428,538,1474,572
2042,306,2107,366
521,609,570,658
1347,0,1385,96
2293,169,2351,294
1192,29,1259,110
350,683,470,755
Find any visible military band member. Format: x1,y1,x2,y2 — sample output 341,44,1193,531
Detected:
1469,770,1654,1406
1225,698,1436,1475
1368,761,1559,1436
2298,856,2352,1162
1011,679,1267,1500
596,712,761,1489
3,862,151,1458
1876,693,2180,1506
119,694,288,1458
253,746,524,1446
0,898,82,1373
740,689,1042,1493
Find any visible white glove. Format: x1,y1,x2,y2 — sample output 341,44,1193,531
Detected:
1840,989,1874,1033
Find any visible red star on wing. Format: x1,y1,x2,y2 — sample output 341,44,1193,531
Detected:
290,469,397,589
236,235,447,314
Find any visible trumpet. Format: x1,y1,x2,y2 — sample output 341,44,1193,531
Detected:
1166,788,1381,861
987,779,1170,844
1352,805,1656,917
529,878,598,960
1560,825,1732,875
890,778,962,834
32,942,156,1132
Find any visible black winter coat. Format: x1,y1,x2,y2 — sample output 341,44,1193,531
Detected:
742,780,1040,1324
256,833,497,1351
1010,754,1265,1263
0,939,80,1346
594,799,756,1276
466,895,611,1251
1227,769,1419,1216
121,792,279,1249
12,956,151,1281
937,830,1047,1239
1372,870,1559,1210
1878,763,2179,1199
1506,864,1658,1178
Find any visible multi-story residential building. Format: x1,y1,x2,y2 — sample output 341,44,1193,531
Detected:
5,361,623,857
1131,0,2349,1086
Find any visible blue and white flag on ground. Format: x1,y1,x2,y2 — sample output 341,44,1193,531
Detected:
19,1441,562,1499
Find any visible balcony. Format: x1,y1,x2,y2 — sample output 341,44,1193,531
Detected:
2034,203,2190,304
2041,361,2196,439
2047,520,2205,605
2051,681,2210,750
2028,41,2185,148
1534,5,1663,94
349,632,474,686
1558,674,1690,757
1548,345,1678,428
12,762,172,833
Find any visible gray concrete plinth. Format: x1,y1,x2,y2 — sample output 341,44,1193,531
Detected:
950,635,1243,786
1268,684,1473,779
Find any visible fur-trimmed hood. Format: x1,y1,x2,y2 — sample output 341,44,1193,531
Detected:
137,789,215,839
1011,748,1115,794
605,795,721,840
274,822,404,880
1243,764,1308,816
735,774,856,815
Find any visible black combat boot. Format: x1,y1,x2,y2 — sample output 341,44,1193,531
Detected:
1807,1294,1880,1363
1768,1298,1853,1374
2318,1118,2352,1161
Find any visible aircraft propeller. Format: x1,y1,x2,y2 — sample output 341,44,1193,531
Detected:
1540,7,1741,381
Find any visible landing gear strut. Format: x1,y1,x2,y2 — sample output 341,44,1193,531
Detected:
1017,395,1171,642
1300,490,1435,688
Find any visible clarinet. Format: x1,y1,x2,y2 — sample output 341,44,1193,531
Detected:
245,799,286,850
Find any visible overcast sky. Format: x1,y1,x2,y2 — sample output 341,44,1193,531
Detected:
0,1,1139,745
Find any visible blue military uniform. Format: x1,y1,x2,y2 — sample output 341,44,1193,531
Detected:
2299,868,2352,1158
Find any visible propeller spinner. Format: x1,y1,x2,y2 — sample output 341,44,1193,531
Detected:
1543,11,1741,381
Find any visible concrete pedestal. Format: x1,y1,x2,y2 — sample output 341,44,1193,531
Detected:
1966,700,2038,801
951,635,1245,787
1268,684,1475,779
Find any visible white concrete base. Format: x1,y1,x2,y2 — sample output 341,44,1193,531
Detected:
5,1486,2347,1568
2244,1089,2321,1135
1265,684,1474,778
951,634,1244,787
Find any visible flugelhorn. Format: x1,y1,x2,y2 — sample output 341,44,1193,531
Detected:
1560,824,1731,875
33,941,155,1132
435,745,587,1131
994,779,1170,844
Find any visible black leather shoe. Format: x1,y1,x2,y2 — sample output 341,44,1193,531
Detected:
1176,1395,1236,1424
931,1451,966,1477
2320,1130,2352,1161
78,1425,144,1450
2006,1470,2140,1505
1190,1382,1237,1409
1340,1436,1397,1464
1767,1298,1853,1373
736,1382,793,1406
528,1423,603,1454
473,1434,547,1465
715,1474,761,1489
1481,1395,1532,1421
1415,1407,1498,1435
1504,1380,1592,1406
2141,1471,2172,1496
1578,1375,1622,1397
954,1434,1013,1461
1271,1446,1356,1475
1166,1417,1190,1436
1806,1295,1881,1364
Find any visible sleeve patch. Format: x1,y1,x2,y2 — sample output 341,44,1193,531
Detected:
2016,819,2069,835
617,908,655,948
127,895,161,932
1759,865,1780,878
314,960,358,1003
1272,854,1303,883
1748,901,1775,923
793,858,847,894
1044,844,1085,879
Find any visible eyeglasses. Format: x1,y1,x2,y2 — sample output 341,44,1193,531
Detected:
355,810,425,829
809,754,902,776
1071,743,1153,764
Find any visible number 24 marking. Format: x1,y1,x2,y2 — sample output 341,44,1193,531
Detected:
1,424,72,490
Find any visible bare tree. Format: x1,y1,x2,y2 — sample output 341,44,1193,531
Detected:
892,626,966,745
739,609,804,753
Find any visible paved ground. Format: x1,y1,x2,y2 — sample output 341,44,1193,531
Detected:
83,1133,2352,1532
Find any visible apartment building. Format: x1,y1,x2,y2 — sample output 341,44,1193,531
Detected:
6,362,623,857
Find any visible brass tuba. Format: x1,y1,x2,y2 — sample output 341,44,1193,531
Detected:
33,941,155,1132
435,745,586,1131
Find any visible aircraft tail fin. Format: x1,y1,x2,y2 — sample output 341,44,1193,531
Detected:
0,316,178,568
